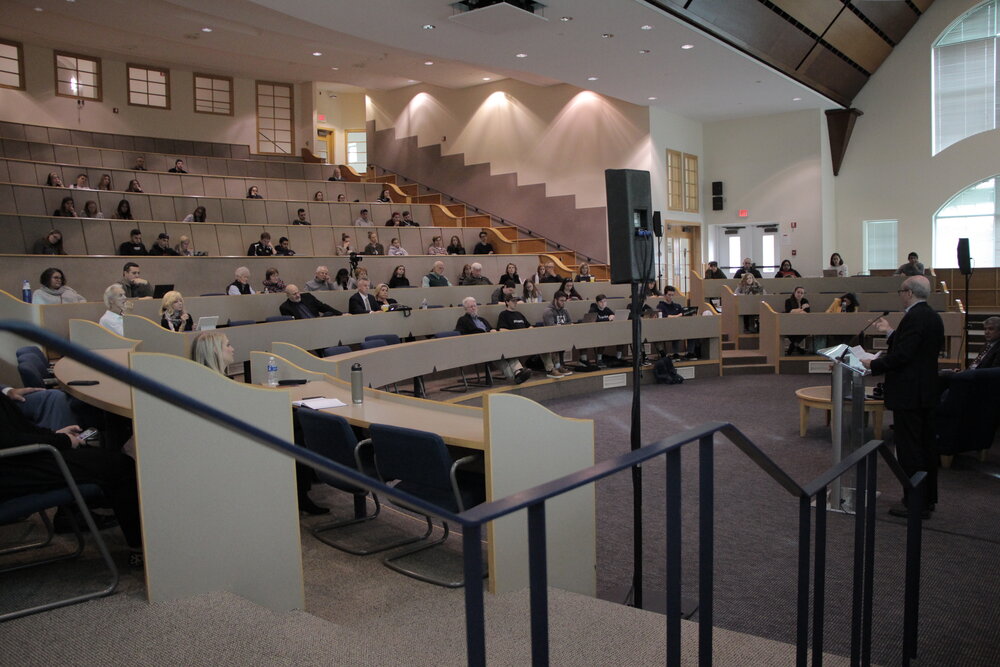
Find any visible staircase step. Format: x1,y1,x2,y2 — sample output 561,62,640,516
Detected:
722,351,768,365
722,363,775,376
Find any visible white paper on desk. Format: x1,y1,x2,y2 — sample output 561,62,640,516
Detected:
293,397,347,409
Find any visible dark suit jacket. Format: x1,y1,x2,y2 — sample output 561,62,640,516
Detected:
971,341,1000,370
348,292,380,314
279,293,340,319
870,301,944,410
455,313,492,334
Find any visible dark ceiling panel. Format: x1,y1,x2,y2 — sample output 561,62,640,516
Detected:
769,0,843,36
851,1,919,44
824,10,893,73
798,44,870,101
911,0,934,12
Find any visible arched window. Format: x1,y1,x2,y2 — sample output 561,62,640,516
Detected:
932,1,998,154
934,177,998,268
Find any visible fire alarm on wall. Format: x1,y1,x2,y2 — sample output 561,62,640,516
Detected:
791,221,797,229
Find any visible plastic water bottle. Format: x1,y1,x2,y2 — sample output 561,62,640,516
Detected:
265,356,278,387
21,279,31,303
350,363,364,404
420,298,428,310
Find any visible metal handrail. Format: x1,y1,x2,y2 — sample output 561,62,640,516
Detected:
1,321,926,666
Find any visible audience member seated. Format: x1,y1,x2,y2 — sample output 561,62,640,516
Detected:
332,268,357,291
962,317,1000,371
575,263,595,282
32,230,66,256
194,331,234,376
306,266,335,291
280,284,340,319
99,284,127,335
495,296,533,383
113,199,134,220
0,388,143,566
522,279,542,303
328,167,343,181
490,280,517,304
363,231,384,256
53,196,77,217
149,232,180,256
455,296,530,384
119,261,153,299
559,278,583,301
580,294,621,367
228,267,256,295
540,262,561,284
246,185,263,199
461,262,491,286
502,262,521,285
119,229,148,256
401,211,420,226
247,232,274,256
427,235,447,255
96,174,113,191
447,235,466,255
896,252,925,276
704,261,727,279
775,259,801,278
733,257,762,279
45,172,64,187
386,237,407,256
183,206,206,223
376,188,392,203
354,209,373,227
473,231,495,255
262,267,286,294
837,292,860,313
292,208,311,225
388,265,410,288
336,194,346,202
422,260,451,287
82,200,104,218
385,212,402,227
784,285,811,355
656,286,698,360
160,290,193,332
168,159,188,174
314,191,325,201
175,235,196,256
33,267,86,304
348,278,379,314
275,237,295,256
644,280,661,297
735,272,765,333
132,156,147,171
335,233,353,256
70,173,90,190
540,292,573,378
828,253,849,277
374,283,397,310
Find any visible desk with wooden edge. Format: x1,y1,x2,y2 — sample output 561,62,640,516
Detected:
53,347,133,418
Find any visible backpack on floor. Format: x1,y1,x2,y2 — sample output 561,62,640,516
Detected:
653,357,684,385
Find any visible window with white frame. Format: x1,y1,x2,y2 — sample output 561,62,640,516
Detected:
54,51,101,101
932,0,1000,154
256,81,294,155
934,177,999,268
345,129,367,173
863,219,898,273
194,74,233,115
127,64,169,109
0,38,24,90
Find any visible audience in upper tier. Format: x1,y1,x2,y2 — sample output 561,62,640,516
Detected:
704,261,727,280
332,268,356,291
354,209,373,227
275,237,295,256
132,156,147,171
373,283,396,309
228,267,255,295
183,206,206,222
246,186,263,199
175,235,197,256
53,196,77,217
119,229,148,256
149,233,179,256
328,167,343,181
423,261,451,287
473,231,495,255
45,172,64,187
97,174,113,191
774,259,801,278
99,283,127,336
348,278,380,314
314,191,325,201
113,199,133,220
32,230,66,255
292,209,311,225
71,173,90,189
119,261,153,299
335,233,353,256
247,232,275,257
501,262,520,285
522,279,542,303
447,235,466,255
376,189,392,203
305,266,335,291
401,211,419,226
388,265,409,288
828,253,849,277
896,252,925,276
168,159,188,174
575,263,595,282
385,212,403,227
733,258,762,280
33,267,86,304
280,284,340,319
363,231,384,256
387,237,407,256
427,236,447,255
262,267,286,294
126,179,143,193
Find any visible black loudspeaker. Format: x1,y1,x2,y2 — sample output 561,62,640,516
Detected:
957,237,972,275
712,196,724,211
652,211,663,238
605,169,654,284
712,181,723,196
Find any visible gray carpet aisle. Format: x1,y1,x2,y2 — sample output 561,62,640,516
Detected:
540,373,1000,666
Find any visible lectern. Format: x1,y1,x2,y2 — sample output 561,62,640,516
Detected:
817,344,869,512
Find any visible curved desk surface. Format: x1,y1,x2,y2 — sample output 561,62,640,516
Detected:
54,348,134,418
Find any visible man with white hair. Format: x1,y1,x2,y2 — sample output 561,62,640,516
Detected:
460,262,491,286
862,275,944,519
227,266,256,295
305,266,334,291
422,260,451,287
455,296,530,384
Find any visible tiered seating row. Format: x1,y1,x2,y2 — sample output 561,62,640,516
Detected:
4,215,496,258
0,121,298,163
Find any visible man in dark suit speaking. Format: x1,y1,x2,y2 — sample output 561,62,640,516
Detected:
279,284,340,319
348,278,380,314
862,275,944,519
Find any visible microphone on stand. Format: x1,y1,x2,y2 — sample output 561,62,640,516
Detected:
849,310,890,347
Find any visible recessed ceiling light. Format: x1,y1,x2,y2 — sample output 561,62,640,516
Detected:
681,44,694,50
312,52,322,56
792,97,802,101
424,61,434,66
33,6,43,11
201,27,213,33
587,76,598,81
516,53,527,58
423,24,436,30
639,49,650,54
641,25,653,30
408,79,418,83
560,16,572,22
602,33,614,39
483,77,492,81
331,67,339,71
648,96,657,100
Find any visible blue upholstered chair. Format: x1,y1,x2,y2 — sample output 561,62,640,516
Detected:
321,345,352,358
360,338,387,350
265,315,293,323
364,333,400,346
226,319,254,327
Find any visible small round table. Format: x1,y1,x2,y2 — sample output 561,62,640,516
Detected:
795,385,884,438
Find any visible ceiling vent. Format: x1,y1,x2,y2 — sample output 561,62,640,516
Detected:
449,1,548,34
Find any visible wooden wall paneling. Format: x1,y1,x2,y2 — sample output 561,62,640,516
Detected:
48,128,71,145
309,225,335,257
147,194,175,222
78,147,104,167
53,144,79,165
215,223,244,256
222,177,245,199
264,200,290,226
267,179,288,200
188,222,220,258
28,142,55,163
327,203,350,226
163,222,192,250
2,214,29,254
0,123,26,140
100,149,125,169
225,159,248,177
246,161,267,178
16,185,47,216
285,180,307,201
145,154,168,171
203,176,226,197
80,217,114,255
824,10,892,73
243,200,267,225
192,197,220,223
265,162,283,179
306,202,331,225
22,126,47,143
219,198,245,225
51,216,85,254
7,159,33,185
158,173,183,195
180,175,206,197
183,157,208,174
284,163,304,180
109,219,138,250
2,140,30,160
112,135,135,151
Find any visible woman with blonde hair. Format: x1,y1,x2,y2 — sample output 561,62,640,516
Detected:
193,331,234,376
160,291,193,332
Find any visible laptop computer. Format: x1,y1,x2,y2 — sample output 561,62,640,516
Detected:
152,284,175,299
196,316,219,331
822,269,839,277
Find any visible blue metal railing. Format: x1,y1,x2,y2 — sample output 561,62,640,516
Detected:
3,321,926,666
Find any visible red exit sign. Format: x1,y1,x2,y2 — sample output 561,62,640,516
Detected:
738,209,748,218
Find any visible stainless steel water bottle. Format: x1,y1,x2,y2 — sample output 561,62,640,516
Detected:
350,363,363,404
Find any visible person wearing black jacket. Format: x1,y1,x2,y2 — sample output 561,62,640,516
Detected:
862,275,944,518
581,294,620,366
119,229,148,256
149,233,180,256
348,279,380,314
456,296,530,383
279,285,341,319
247,232,274,256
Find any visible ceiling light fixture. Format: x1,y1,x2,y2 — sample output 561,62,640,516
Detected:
792,97,802,101
639,49,650,54
201,27,213,33
641,25,652,30
681,44,694,50
312,52,322,56
560,16,572,22
423,24,435,30
33,6,43,11
424,61,434,65
648,96,657,100
516,53,527,58
587,76,598,81
331,67,339,70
